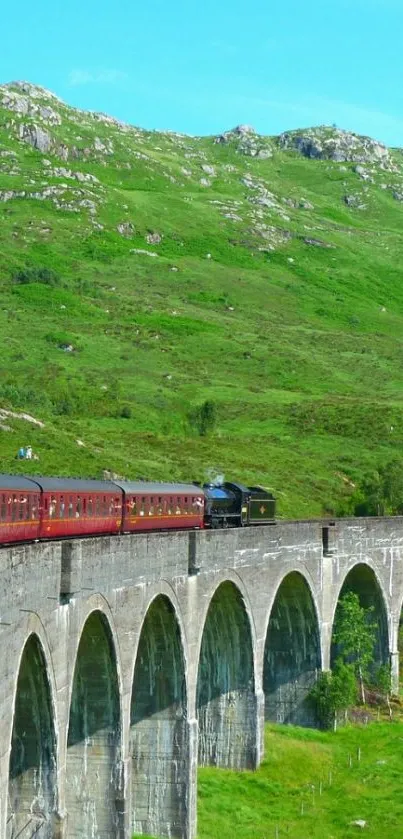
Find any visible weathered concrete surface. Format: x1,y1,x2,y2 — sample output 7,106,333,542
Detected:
263,571,321,725
130,595,188,838
197,581,257,769
0,517,403,839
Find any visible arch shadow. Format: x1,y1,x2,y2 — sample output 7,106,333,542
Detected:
263,571,321,726
65,610,121,839
8,634,57,838
196,580,257,770
130,594,188,839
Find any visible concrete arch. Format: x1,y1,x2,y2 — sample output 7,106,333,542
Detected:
8,632,57,838
130,593,188,839
193,569,258,693
196,579,257,770
6,613,59,763
65,609,122,839
263,571,322,726
66,593,122,711
330,562,390,670
127,580,190,694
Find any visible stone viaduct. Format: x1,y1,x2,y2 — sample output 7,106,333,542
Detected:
2,516,403,839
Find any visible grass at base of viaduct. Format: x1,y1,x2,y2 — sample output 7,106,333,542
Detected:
135,721,403,839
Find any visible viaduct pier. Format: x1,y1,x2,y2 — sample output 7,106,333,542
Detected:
2,516,403,839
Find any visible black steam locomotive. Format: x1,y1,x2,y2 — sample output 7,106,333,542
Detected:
203,481,276,528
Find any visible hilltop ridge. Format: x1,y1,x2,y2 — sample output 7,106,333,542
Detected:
1,80,403,516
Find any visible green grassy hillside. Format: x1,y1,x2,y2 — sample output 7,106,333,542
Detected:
197,722,403,839
1,81,403,515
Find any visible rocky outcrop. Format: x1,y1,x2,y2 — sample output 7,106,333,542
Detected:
51,166,99,183
93,137,114,155
344,194,367,209
354,165,374,182
146,232,162,244
0,184,99,216
1,92,61,125
117,222,135,237
215,125,274,158
278,127,392,168
2,81,62,102
18,122,53,152
130,248,158,257
303,237,334,248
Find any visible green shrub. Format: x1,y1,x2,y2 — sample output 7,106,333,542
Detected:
12,266,62,286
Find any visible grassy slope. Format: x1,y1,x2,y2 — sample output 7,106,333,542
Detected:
197,722,403,839
1,85,403,515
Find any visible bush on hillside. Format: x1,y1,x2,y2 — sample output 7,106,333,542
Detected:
350,459,403,516
12,265,62,287
309,660,357,729
189,400,217,436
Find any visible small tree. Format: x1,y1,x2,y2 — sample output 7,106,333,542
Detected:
376,662,392,719
332,591,376,704
189,400,217,436
353,459,403,516
310,659,356,730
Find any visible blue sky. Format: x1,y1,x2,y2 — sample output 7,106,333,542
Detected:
1,0,403,144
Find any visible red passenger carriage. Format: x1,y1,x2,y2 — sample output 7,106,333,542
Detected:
0,475,204,545
115,481,204,533
0,475,41,543
34,477,122,540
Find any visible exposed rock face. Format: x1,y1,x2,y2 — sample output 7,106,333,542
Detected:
52,167,99,183
117,222,135,237
344,194,367,209
279,127,392,167
354,165,374,182
3,80,62,102
283,197,314,210
93,136,113,154
231,124,256,136
18,123,53,152
130,248,158,257
215,124,273,158
146,232,162,244
303,237,334,248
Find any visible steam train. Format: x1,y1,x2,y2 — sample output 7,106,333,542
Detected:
0,474,276,546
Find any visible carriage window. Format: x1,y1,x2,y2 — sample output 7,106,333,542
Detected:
26,495,31,520
31,495,38,519
19,495,25,520
129,497,137,516
11,495,17,522
88,497,93,516
140,497,145,516
168,497,173,514
83,498,87,515
175,497,181,514
1,494,6,520
69,497,74,518
95,497,100,516
184,496,188,513
149,497,154,515
60,496,65,517
76,497,82,517
49,497,57,518
109,498,115,515
157,496,163,514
